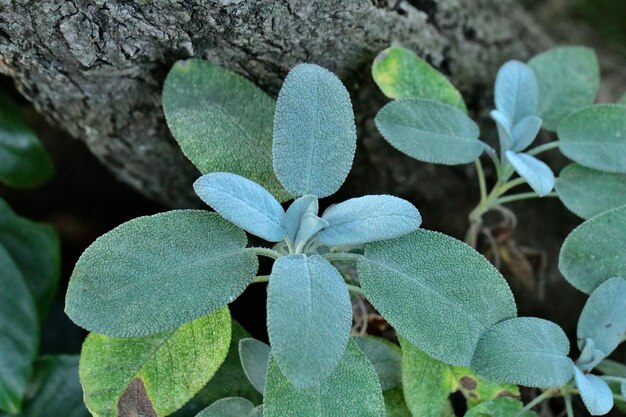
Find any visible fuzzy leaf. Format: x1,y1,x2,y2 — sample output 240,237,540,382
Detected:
558,104,626,174
194,172,287,242
267,254,351,388
464,397,537,417
452,366,520,409
354,336,402,391
162,59,289,201
471,317,573,388
382,387,413,417
559,205,626,293
400,338,455,417
511,116,542,152
491,110,514,152
577,277,626,358
294,213,328,250
0,91,54,188
358,230,516,366
494,60,538,125
318,195,421,247
239,338,271,394
372,46,466,110
0,245,38,414
0,198,60,318
556,164,626,219
264,339,386,417
528,46,599,131
79,308,231,417
505,151,555,196
574,367,614,416
273,64,356,198
195,398,257,417
66,210,258,336
284,195,318,243
12,355,90,417
375,98,483,165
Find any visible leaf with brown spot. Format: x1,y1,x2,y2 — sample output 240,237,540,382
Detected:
118,379,157,417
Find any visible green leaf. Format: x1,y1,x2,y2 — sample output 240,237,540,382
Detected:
558,104,626,174
375,98,484,165
239,338,271,394
382,387,413,417
559,205,626,293
162,59,289,201
528,46,599,131
464,397,537,417
79,307,231,417
451,367,519,409
556,164,626,219
0,91,54,187
358,230,516,366
176,321,262,416
0,198,60,318
400,338,455,417
372,46,466,111
471,317,573,388
273,64,356,198
494,61,538,126
195,398,257,417
577,277,626,357
12,355,90,417
267,254,352,388
354,336,402,391
264,339,386,417
574,366,614,416
504,151,554,197
0,245,38,414
66,210,258,336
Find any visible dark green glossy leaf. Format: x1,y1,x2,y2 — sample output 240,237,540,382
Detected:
66,210,258,336
0,91,54,187
162,59,289,201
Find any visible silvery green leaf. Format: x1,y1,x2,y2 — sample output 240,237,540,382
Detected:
284,195,318,243
0,245,38,414
511,116,542,152
264,339,386,417
162,59,289,201
239,338,271,394
273,64,356,198
558,104,626,174
491,110,514,152
559,205,626,293
505,151,555,196
556,164,626,219
318,195,421,247
464,397,537,417
354,336,402,391
494,60,538,125
194,172,286,242
471,317,573,388
574,366,614,416
267,254,352,388
528,47,600,131
195,397,256,417
65,211,258,336
576,338,605,371
358,230,516,366
294,213,328,251
577,277,626,358
375,98,483,165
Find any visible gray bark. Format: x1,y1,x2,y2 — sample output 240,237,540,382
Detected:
0,0,551,207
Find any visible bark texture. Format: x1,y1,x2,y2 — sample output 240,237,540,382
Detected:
0,0,551,207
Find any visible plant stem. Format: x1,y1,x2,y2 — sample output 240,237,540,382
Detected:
514,389,557,417
527,141,560,156
346,284,365,297
251,275,270,284
564,395,574,417
324,252,363,263
475,159,488,202
251,247,282,260
495,192,558,205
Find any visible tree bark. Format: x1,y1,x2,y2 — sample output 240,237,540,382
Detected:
0,0,551,207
